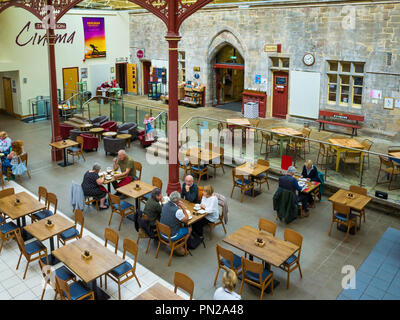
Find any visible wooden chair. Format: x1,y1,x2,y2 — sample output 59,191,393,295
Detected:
0,221,18,255
134,161,142,180
361,139,373,168
248,119,260,142
31,192,58,221
108,193,135,231
136,213,157,254
349,185,367,228
85,196,99,211
155,221,188,267
38,258,76,300
316,142,334,169
0,163,4,189
105,238,141,300
55,275,94,300
67,135,85,164
239,257,274,300
205,142,225,178
57,209,84,247
208,201,227,240
376,156,400,190
279,229,303,289
190,160,209,185
100,227,119,287
19,153,31,179
213,244,242,286
260,131,278,158
258,218,276,236
302,127,312,153
140,176,162,205
253,159,270,192
0,187,14,199
15,228,48,279
179,152,191,180
174,272,194,300
286,132,307,162
328,202,357,242
231,168,254,202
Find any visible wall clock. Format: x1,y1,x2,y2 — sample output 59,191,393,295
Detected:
303,53,315,66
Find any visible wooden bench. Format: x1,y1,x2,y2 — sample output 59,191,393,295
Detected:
316,110,364,137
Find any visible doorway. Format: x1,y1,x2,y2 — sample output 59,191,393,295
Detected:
62,67,79,100
213,44,244,112
142,61,151,95
115,63,127,93
2,78,13,114
272,71,289,119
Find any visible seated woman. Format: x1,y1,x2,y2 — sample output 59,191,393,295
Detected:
0,131,12,155
301,160,320,182
2,140,24,178
81,163,108,209
213,269,241,300
192,185,219,238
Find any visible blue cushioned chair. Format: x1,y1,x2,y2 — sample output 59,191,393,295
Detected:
205,142,225,178
214,244,242,286
15,229,48,279
66,135,85,164
105,238,141,300
32,192,57,222
253,159,270,192
39,258,76,300
279,228,303,289
140,177,162,206
108,193,135,231
231,168,254,202
57,209,84,247
55,275,94,300
328,202,357,242
240,257,274,300
190,162,209,184
0,221,18,254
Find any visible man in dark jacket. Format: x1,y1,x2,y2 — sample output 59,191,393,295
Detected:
181,175,200,204
139,188,163,237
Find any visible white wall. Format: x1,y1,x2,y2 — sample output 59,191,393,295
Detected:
0,8,130,116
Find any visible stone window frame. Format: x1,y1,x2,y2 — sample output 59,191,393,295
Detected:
179,51,186,83
269,55,290,71
326,60,365,110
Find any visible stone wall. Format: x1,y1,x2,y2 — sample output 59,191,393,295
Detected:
129,1,400,135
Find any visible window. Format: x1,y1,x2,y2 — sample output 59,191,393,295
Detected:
178,51,185,83
270,57,290,69
327,60,365,109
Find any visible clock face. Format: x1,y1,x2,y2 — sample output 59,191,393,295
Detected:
303,53,315,66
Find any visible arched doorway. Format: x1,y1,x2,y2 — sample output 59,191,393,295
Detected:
213,44,244,112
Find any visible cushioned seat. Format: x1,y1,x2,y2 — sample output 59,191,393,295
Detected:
65,282,93,300
192,165,207,171
256,173,267,178
25,240,46,255
111,261,133,277
113,201,134,211
67,147,80,153
235,179,252,185
244,269,272,283
0,216,5,224
33,210,53,220
221,254,242,270
142,193,151,201
160,228,188,242
0,222,18,234
60,228,79,240
335,213,356,222
55,266,75,281
283,254,297,266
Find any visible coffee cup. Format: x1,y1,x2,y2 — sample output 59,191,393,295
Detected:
106,167,112,174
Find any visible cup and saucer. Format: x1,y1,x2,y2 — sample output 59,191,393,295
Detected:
194,204,201,211
186,209,192,220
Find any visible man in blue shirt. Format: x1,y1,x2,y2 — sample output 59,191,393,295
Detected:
181,175,200,204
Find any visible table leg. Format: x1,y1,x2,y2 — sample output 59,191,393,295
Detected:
63,148,67,167
335,150,341,172
359,152,364,177
42,236,60,266
20,216,33,241
91,278,110,300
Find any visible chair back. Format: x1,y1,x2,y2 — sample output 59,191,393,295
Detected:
302,127,311,138
198,186,204,201
380,156,394,168
123,238,138,269
0,188,14,198
104,227,119,253
261,131,271,141
46,192,58,214
74,209,85,238
258,218,276,236
319,142,326,154
253,119,260,128
284,229,303,257
55,275,71,300
205,142,214,151
332,202,350,215
242,257,263,283
76,136,84,152
174,272,194,300
108,193,121,211
232,168,244,185
156,221,171,244
257,159,270,167
39,259,55,288
38,186,47,204
14,229,27,258
134,161,142,180
349,185,367,196
19,153,28,167
361,139,373,151
216,243,234,267
152,177,162,190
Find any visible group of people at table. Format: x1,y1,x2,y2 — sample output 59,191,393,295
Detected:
0,131,27,179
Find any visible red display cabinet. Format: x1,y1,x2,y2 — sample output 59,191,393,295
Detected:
242,90,267,118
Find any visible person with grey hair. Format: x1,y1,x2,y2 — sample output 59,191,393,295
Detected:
112,149,135,193
81,163,108,209
142,188,163,235
160,191,192,255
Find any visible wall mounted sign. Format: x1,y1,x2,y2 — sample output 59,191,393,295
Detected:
255,75,261,84
264,44,281,53
16,22,75,46
137,50,144,59
81,68,88,79
116,57,128,63
384,97,394,109
193,66,200,72
370,89,382,99
194,73,200,79
83,17,106,59
35,22,66,30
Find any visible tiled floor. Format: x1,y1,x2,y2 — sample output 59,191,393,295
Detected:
0,181,189,300
337,227,400,300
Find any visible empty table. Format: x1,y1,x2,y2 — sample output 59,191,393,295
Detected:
50,139,79,167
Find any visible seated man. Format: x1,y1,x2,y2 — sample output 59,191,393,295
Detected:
140,188,163,237
112,150,136,193
278,166,310,215
181,175,200,204
160,191,191,255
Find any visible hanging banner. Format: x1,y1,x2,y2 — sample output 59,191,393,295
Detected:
82,17,106,59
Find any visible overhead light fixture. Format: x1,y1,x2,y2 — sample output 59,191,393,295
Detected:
238,4,250,9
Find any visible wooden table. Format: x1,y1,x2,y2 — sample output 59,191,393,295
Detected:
89,127,104,140
102,131,117,138
328,189,371,212
181,199,208,226
100,170,121,193
116,134,132,148
52,236,125,300
294,176,320,194
181,147,221,165
134,282,184,300
235,162,269,197
389,152,400,160
80,123,93,131
0,191,45,240
24,214,75,265
117,180,156,210
223,225,299,268
270,127,303,157
328,138,364,173
50,139,79,167
227,118,251,145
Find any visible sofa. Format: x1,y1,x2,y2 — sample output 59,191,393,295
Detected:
138,130,155,148
100,121,118,132
60,123,74,139
103,137,126,155
117,122,139,140
90,115,109,127
80,133,98,151
70,129,86,141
